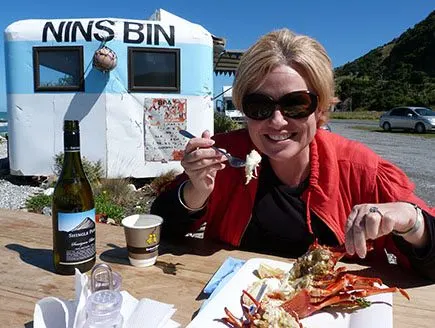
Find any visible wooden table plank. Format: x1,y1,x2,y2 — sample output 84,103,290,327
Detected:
1,209,434,327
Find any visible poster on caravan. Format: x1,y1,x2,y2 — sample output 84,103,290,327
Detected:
4,9,214,178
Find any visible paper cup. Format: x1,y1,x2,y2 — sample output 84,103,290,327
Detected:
121,214,163,267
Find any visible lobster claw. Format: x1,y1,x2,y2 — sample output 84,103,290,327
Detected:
321,239,375,263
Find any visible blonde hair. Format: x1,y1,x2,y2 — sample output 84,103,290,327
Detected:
233,29,336,126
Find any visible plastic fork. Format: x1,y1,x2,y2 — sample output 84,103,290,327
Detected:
179,130,246,168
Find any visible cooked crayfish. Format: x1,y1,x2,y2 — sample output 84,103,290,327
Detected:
222,241,409,327
223,290,302,328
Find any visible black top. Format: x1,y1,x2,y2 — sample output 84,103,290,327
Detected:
239,158,338,257
151,158,435,280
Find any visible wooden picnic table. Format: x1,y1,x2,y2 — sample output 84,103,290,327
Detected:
1,208,434,327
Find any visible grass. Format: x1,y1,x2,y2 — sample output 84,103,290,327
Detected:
330,111,383,120
350,125,435,138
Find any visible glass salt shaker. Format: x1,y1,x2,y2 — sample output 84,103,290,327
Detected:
84,264,123,328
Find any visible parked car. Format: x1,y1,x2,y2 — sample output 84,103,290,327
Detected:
379,107,435,133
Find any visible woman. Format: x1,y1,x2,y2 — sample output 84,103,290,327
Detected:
151,29,435,279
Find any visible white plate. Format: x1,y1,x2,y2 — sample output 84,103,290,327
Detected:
187,258,393,328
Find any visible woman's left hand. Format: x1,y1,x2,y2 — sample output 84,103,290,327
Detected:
344,202,427,258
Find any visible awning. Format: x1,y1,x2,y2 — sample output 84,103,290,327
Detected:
212,35,244,76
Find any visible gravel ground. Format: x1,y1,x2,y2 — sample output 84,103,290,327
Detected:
0,139,44,210
0,121,433,210
329,120,435,206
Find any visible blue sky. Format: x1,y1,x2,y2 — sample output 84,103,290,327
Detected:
0,0,433,112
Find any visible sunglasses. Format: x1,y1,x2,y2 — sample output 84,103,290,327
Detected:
242,90,318,120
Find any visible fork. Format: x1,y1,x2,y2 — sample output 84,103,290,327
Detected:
246,281,267,315
179,130,246,168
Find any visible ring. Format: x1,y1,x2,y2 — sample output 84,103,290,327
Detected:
369,206,383,217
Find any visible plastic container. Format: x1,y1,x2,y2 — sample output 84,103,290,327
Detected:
84,263,123,328
84,289,123,328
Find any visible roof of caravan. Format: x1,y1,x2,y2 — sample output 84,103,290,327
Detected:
4,15,212,45
213,49,244,76
212,34,244,76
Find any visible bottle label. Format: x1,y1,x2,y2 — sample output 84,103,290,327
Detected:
64,131,80,152
57,208,96,265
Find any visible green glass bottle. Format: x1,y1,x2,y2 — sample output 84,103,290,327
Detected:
52,120,96,275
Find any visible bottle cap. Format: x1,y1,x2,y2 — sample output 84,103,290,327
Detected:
90,263,122,292
64,120,80,132
86,289,122,318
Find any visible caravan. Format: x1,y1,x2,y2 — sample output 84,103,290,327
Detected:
4,9,232,178
216,85,245,123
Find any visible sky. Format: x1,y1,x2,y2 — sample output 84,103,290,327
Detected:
0,0,433,113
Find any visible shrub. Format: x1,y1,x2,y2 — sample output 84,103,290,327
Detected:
26,179,129,223
95,191,125,223
25,194,52,213
150,169,178,195
214,112,243,133
53,153,104,185
95,178,134,206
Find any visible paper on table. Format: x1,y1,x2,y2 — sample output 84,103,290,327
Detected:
126,298,177,328
119,292,180,328
33,269,180,328
200,257,246,310
34,269,90,328
73,268,91,328
34,297,76,328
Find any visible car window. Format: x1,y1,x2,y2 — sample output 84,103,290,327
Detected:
405,109,415,117
389,108,400,116
414,108,435,116
390,108,407,116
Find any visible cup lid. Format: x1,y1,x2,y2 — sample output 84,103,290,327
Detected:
122,214,163,229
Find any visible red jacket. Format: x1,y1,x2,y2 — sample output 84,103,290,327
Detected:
176,129,434,265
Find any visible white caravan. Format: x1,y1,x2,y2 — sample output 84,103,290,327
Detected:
4,9,225,178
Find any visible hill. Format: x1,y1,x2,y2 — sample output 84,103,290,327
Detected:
334,10,435,111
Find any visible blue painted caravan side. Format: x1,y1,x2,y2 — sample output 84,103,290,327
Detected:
4,9,214,177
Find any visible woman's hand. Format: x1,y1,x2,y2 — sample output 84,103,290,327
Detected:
345,202,428,258
180,130,227,209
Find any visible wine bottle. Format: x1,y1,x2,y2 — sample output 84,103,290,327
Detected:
52,120,96,275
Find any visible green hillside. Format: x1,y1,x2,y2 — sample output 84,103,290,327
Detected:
334,10,435,111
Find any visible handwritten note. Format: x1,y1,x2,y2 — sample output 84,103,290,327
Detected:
144,98,187,162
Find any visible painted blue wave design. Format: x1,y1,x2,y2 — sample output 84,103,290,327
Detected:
5,40,213,96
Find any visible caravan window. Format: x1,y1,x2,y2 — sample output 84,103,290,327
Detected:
33,46,84,92
128,47,180,93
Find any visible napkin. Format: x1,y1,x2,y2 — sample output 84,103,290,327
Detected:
126,298,177,328
34,269,180,328
200,257,246,310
